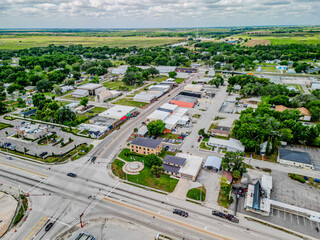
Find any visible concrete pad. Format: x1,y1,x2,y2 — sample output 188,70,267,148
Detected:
0,192,18,237
169,178,191,200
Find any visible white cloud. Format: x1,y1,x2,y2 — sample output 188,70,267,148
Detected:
0,0,319,27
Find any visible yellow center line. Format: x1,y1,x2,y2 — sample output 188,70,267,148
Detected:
24,216,48,240
104,197,234,240
0,162,49,178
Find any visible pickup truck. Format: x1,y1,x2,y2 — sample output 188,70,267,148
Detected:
212,210,239,223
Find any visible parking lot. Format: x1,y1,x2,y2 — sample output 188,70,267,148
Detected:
234,195,320,238
0,119,93,158
290,145,320,171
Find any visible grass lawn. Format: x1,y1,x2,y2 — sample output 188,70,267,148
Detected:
244,152,277,162
118,148,146,162
208,122,218,131
163,133,180,140
0,36,185,49
111,60,126,67
13,194,28,225
150,75,168,82
159,150,176,159
175,78,184,84
112,158,179,192
218,184,231,208
113,98,148,108
192,114,201,118
187,187,206,201
74,106,107,124
212,135,230,140
103,81,134,90
57,101,72,107
0,122,13,130
200,142,211,150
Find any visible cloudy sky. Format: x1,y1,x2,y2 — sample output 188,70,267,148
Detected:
0,0,319,28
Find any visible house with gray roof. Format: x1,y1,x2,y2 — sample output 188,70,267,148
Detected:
162,155,187,177
130,137,162,155
278,148,313,169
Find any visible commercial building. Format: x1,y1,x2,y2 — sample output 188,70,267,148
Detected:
275,105,311,121
162,155,187,177
64,102,79,112
130,137,162,155
208,138,245,152
170,95,197,108
211,126,231,138
19,109,37,117
72,89,89,98
245,180,271,216
207,69,215,77
133,93,157,103
278,148,313,169
155,66,176,74
203,156,222,172
175,67,197,73
16,123,47,140
184,84,203,93
95,90,121,103
176,153,203,181
99,105,136,120
311,81,320,90
157,103,178,113
77,83,104,96
146,110,170,123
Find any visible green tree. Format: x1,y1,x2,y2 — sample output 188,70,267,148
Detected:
54,107,76,124
232,170,241,179
148,67,159,76
151,165,163,178
53,84,62,95
198,128,205,136
144,154,162,168
147,120,165,136
80,97,89,107
222,151,247,176
227,85,234,95
168,71,177,78
90,75,99,83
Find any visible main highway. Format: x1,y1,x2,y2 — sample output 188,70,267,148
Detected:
0,69,312,240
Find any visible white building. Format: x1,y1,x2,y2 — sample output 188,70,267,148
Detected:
208,138,245,152
311,81,320,90
72,89,88,98
77,83,104,96
176,153,203,181
133,93,157,103
111,65,128,75
99,105,136,120
184,84,203,93
146,110,170,122
95,90,121,103
16,123,48,140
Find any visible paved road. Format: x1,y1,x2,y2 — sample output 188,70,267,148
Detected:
0,155,305,240
0,68,318,240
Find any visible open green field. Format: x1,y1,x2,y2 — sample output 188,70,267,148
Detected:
113,98,149,108
235,32,320,45
0,36,185,49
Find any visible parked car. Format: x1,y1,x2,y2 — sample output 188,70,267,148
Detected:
178,136,184,140
237,187,243,196
45,222,54,231
67,173,77,178
212,211,239,223
164,146,169,151
39,152,48,158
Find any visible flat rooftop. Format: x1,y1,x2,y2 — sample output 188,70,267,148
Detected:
177,153,203,177
78,83,103,90
99,105,136,119
172,95,197,103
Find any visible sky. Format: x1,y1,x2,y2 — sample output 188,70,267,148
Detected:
0,0,319,28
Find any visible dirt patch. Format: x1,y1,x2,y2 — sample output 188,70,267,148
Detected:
244,39,270,47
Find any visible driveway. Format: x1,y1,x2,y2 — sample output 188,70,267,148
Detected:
169,178,191,200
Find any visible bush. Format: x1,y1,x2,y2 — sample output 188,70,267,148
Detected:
229,196,234,204
289,173,306,183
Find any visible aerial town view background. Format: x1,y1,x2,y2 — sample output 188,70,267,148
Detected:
0,1,320,240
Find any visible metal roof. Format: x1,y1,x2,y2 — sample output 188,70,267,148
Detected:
163,155,186,166
162,163,180,174
279,148,311,164
131,137,161,149
203,156,222,170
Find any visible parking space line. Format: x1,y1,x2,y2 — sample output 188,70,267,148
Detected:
290,213,293,222
270,208,273,216
297,215,299,224
303,217,306,226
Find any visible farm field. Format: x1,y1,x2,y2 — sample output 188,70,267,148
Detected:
235,33,320,45
0,36,185,49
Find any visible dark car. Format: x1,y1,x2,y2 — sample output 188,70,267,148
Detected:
67,173,77,178
226,214,239,223
173,209,188,217
39,152,48,158
237,187,243,196
164,146,169,151
45,222,54,231
212,210,227,218
91,156,97,163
